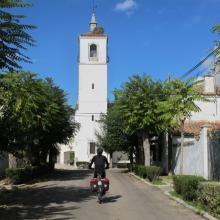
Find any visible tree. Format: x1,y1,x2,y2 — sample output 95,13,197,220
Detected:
96,102,137,167
157,78,207,174
0,0,35,71
114,75,164,166
0,71,78,167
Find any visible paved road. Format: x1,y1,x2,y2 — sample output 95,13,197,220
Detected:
0,169,205,220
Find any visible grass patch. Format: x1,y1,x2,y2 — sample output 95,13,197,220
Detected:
161,175,173,184
151,178,167,185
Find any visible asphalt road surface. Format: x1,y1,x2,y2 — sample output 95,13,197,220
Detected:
0,169,206,220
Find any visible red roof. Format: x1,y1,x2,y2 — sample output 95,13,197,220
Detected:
183,120,220,136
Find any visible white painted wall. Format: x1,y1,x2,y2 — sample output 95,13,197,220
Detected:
173,126,209,178
190,97,220,121
204,75,215,93
79,37,107,64
78,64,107,113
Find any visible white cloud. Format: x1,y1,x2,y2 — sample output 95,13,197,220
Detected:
115,0,137,12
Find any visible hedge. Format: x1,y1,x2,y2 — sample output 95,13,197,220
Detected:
69,152,75,165
76,161,89,169
173,175,205,201
133,165,161,182
198,181,220,216
5,164,53,184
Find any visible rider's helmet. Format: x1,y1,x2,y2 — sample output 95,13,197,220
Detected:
97,147,103,155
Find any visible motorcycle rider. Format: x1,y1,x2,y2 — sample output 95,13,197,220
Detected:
89,147,109,178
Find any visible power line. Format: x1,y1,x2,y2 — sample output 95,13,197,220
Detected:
181,45,220,79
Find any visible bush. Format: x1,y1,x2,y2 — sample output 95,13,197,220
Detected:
76,161,89,169
6,166,33,184
5,164,53,184
69,152,75,165
198,182,220,216
32,164,53,177
133,165,161,182
145,166,161,182
134,165,146,178
173,175,205,201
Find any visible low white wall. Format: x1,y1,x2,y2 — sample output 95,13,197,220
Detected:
172,127,208,178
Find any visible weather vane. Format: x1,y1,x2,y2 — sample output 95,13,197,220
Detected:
92,0,97,14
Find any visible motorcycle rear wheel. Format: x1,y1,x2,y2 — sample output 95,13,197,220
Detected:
98,194,102,203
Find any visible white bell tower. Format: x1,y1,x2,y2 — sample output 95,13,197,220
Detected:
74,13,108,162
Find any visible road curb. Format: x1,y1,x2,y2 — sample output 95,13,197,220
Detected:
129,172,155,186
129,172,218,220
129,172,170,187
164,191,218,220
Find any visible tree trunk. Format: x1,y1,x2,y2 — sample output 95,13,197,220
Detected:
168,134,173,174
49,148,55,170
142,131,150,166
180,120,185,175
129,147,134,171
9,154,24,168
135,144,140,164
109,152,113,168
137,136,143,164
161,131,169,175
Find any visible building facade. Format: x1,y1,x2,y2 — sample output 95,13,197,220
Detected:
173,69,220,180
59,13,108,165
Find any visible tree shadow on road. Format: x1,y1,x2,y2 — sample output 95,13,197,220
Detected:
0,169,95,219
27,169,93,184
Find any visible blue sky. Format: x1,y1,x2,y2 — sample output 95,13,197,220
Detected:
13,0,220,105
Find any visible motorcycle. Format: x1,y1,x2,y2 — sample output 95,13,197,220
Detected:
90,174,110,203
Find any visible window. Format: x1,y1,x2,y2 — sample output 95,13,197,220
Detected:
90,142,96,154
90,44,97,58
92,115,94,121
92,83,94,89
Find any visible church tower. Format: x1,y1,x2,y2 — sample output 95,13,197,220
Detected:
73,13,108,162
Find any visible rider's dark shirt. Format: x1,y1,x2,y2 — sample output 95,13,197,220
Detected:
89,155,109,173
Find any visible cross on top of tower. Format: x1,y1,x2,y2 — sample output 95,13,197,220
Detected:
90,0,97,32
92,0,97,14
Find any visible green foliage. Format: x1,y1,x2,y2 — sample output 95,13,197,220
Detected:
69,152,75,165
212,23,220,34
6,166,33,184
145,166,161,181
114,75,164,135
0,71,79,165
173,175,205,201
0,0,36,71
96,102,134,155
133,165,161,182
5,164,52,184
134,165,148,178
212,23,220,59
157,78,206,130
198,182,220,216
